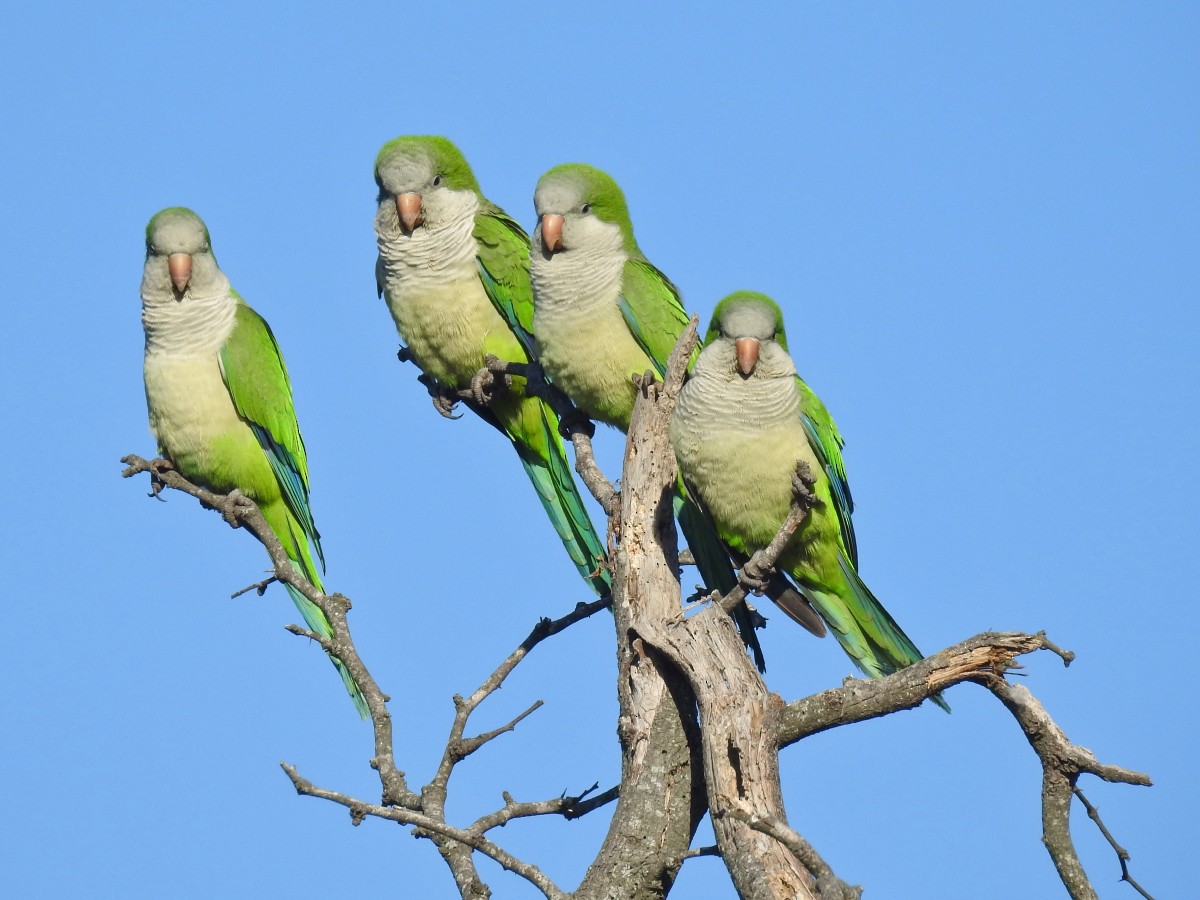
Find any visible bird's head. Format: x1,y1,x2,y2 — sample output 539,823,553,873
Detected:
144,207,215,300
706,291,791,378
532,163,639,259
374,136,482,236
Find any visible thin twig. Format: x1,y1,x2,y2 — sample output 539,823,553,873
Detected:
562,784,619,820
230,575,278,599
468,783,604,834
281,764,565,900
987,676,1151,900
455,700,544,759
417,593,614,889
1073,787,1154,900
123,454,416,809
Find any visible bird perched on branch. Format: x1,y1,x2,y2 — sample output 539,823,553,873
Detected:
530,164,826,669
140,206,368,717
671,291,946,709
373,137,610,598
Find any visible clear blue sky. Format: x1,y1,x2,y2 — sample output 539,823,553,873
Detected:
2,3,1194,897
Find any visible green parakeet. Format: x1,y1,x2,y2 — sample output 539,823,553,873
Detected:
530,165,825,669
140,207,368,718
671,291,945,708
373,137,610,598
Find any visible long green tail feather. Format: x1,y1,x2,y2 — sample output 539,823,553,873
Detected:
801,557,949,712
512,407,612,598
283,580,371,719
273,514,370,719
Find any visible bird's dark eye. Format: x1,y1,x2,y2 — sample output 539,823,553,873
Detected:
432,174,443,187
580,203,591,214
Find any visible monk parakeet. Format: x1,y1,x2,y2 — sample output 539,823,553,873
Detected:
140,207,368,718
530,166,824,669
373,137,610,598
671,291,945,707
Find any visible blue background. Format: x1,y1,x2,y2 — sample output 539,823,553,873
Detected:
2,3,1194,897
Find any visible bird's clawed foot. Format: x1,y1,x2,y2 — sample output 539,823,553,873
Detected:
147,457,175,500
631,370,662,401
216,488,254,527
397,344,414,364
792,460,818,507
470,355,512,406
739,557,772,595
416,373,462,419
557,406,596,440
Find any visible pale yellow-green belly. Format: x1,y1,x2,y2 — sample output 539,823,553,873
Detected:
386,278,525,388
143,352,276,498
537,310,650,429
680,420,818,550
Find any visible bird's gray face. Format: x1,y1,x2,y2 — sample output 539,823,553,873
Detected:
717,303,784,377
145,213,213,300
533,177,614,257
376,151,462,237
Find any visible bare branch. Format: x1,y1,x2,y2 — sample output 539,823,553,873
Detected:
775,631,1046,745
428,598,610,795
230,574,278,599
673,845,722,863
468,784,605,835
568,428,620,519
987,677,1151,900
417,595,612,892
724,806,862,900
122,454,418,810
456,700,544,759
775,628,1152,900
1073,787,1155,900
562,784,619,820
281,764,565,900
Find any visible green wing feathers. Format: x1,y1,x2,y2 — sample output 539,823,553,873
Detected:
797,379,856,566
799,555,948,712
475,208,538,360
220,300,369,717
220,300,324,569
618,259,694,375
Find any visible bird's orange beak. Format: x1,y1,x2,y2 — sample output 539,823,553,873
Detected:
541,213,564,252
396,192,423,234
167,253,192,294
735,337,760,376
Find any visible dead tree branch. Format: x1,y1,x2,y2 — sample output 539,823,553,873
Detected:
987,675,1152,900
121,453,417,809
613,319,825,899
1073,787,1155,900
724,806,862,900
281,763,565,900
123,453,612,899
